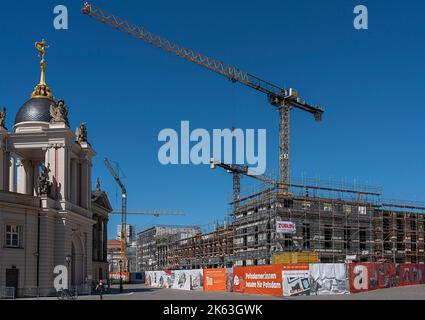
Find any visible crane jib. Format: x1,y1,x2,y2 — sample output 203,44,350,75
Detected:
82,2,324,118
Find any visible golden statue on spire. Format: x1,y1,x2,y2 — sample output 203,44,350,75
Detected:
35,39,48,60
31,39,53,100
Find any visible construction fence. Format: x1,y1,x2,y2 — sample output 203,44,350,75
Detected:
143,263,425,297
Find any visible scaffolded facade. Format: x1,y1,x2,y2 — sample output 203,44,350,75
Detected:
232,178,425,266
135,179,425,271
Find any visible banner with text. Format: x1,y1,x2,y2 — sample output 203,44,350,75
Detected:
204,268,227,292
233,265,283,296
276,221,296,234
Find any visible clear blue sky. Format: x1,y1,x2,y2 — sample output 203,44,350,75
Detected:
1,0,424,238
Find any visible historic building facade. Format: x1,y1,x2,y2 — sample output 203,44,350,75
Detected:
0,40,111,297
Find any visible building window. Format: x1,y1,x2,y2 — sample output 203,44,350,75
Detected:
343,205,352,214
344,227,351,250
323,203,332,213
324,225,332,249
5,225,21,248
358,206,367,215
302,202,311,210
302,224,311,249
359,228,367,251
283,199,293,208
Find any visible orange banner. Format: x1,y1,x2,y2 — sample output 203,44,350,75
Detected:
203,268,227,292
233,265,283,297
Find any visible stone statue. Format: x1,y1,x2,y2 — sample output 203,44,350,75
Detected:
95,177,101,191
50,100,69,126
38,163,51,195
76,122,88,144
0,106,6,129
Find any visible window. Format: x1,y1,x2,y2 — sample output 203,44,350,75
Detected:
323,203,332,213
302,224,311,249
5,225,21,248
359,228,367,251
343,205,352,214
344,227,351,250
324,225,332,249
302,202,311,210
283,199,293,208
358,206,367,215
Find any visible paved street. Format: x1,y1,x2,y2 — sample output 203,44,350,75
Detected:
19,284,425,300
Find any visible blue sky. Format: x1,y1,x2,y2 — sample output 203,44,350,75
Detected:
1,0,424,238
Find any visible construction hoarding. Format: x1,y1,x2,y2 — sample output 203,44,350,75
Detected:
172,269,203,291
226,268,234,292
309,263,349,295
233,265,283,297
349,263,425,293
146,271,173,288
281,264,310,296
130,272,145,284
204,268,227,292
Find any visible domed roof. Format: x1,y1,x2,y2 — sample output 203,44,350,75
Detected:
15,97,56,125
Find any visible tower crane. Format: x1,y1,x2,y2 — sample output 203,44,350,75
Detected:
82,3,325,192
103,158,128,271
210,158,274,211
110,209,185,218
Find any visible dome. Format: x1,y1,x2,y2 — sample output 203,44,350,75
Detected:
14,97,56,125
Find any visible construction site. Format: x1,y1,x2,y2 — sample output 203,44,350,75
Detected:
74,4,425,272
134,178,425,271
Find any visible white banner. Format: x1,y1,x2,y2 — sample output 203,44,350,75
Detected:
171,269,203,291
276,221,296,234
146,271,173,288
309,263,349,295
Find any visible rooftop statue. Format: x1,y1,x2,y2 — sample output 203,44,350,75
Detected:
0,107,6,129
76,122,88,144
50,99,69,126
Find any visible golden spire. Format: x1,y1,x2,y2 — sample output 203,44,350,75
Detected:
31,39,53,100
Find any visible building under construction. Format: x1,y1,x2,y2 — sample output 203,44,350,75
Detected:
136,177,425,271
232,178,425,266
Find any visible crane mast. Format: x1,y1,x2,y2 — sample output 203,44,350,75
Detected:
210,158,274,211
83,2,325,188
104,158,128,272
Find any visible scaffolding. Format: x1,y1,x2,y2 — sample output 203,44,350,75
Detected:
135,179,425,271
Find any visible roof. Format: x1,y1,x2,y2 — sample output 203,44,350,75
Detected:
91,189,113,212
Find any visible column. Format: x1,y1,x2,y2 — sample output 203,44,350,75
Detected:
98,216,102,261
70,159,78,204
80,158,89,209
25,161,34,195
17,159,27,194
31,161,39,196
44,146,56,197
56,145,69,201
9,156,15,192
103,219,108,262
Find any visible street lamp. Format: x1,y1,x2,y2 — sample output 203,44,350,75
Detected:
118,259,123,293
65,255,72,290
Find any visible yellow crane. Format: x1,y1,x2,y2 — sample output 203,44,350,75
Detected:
83,3,324,192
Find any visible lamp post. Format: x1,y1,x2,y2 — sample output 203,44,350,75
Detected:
65,255,72,291
118,259,123,293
